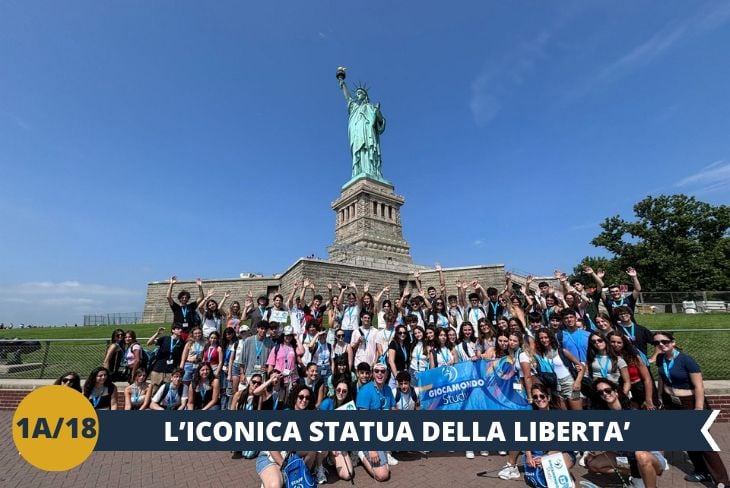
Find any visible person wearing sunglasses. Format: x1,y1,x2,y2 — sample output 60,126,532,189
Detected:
586,331,630,399
318,379,355,482
654,331,729,486
102,329,127,382
331,328,353,371
53,371,81,392
585,378,668,488
518,384,577,485
356,362,397,472
386,324,411,389
607,331,655,410
285,384,329,484
230,372,263,460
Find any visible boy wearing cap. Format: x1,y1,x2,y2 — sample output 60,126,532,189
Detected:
357,362,397,475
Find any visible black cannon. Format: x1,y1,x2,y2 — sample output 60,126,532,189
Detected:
0,339,42,365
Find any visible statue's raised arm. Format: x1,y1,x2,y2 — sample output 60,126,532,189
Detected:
335,66,387,184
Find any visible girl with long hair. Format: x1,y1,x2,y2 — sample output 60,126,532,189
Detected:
533,329,585,411
124,369,152,410
607,331,655,410
186,362,220,410
429,328,457,368
83,367,117,410
586,331,630,396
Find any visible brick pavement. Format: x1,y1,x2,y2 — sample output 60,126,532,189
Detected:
1,411,729,488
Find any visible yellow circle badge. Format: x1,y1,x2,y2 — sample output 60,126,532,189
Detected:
12,385,99,471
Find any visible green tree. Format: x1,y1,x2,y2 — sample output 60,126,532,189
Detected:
576,195,730,291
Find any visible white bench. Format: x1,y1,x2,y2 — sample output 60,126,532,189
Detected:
697,301,728,313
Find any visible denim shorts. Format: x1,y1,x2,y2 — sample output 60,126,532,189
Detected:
230,362,241,377
256,452,278,475
183,362,198,382
650,451,669,471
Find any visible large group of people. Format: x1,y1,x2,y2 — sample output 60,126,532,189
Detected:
54,268,727,488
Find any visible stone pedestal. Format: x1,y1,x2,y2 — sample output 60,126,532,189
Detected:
328,177,412,266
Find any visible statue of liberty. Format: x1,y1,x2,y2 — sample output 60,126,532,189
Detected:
336,67,389,185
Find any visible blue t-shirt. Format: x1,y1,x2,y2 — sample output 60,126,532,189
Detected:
319,398,335,411
560,329,589,363
657,352,701,390
356,382,395,410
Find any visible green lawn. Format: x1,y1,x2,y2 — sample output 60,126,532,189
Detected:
1,314,728,379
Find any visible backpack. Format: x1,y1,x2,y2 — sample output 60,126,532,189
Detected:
282,452,316,488
394,387,418,409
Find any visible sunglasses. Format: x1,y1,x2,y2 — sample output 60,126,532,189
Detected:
397,331,407,335
61,377,75,384
250,380,262,385
591,338,605,344
653,339,672,346
335,388,348,394
373,369,387,374
336,334,344,338
297,394,310,401
597,387,615,396
533,394,547,400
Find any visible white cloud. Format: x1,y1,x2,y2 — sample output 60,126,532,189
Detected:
674,160,730,194
0,281,144,326
587,4,730,91
469,30,552,126
472,239,485,247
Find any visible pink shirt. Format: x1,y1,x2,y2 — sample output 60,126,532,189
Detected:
266,344,298,382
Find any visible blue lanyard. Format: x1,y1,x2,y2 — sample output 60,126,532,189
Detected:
621,323,636,341
170,338,179,354
439,348,450,364
537,351,555,373
132,384,143,404
612,298,625,308
206,346,216,362
273,390,281,410
90,389,103,408
181,306,188,320
255,338,263,362
399,343,408,361
597,355,611,378
166,386,178,407
662,351,679,385
199,381,209,400
489,301,499,318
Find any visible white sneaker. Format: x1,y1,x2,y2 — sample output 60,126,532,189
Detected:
498,451,507,455
498,464,520,480
387,452,399,465
630,478,645,488
465,451,475,459
480,451,489,457
316,465,327,484
578,451,591,468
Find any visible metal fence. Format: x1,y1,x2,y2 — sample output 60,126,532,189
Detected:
637,291,730,313
83,312,144,326
2,329,730,380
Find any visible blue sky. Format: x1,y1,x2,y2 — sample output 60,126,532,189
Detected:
1,1,729,325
